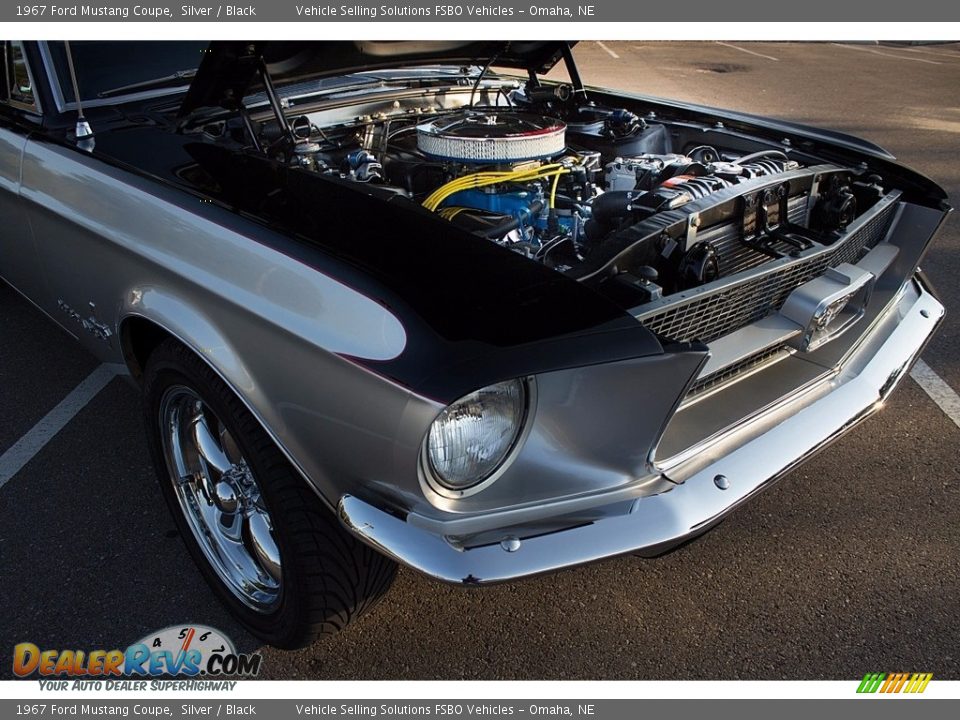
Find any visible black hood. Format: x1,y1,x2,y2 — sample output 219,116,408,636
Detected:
179,40,572,116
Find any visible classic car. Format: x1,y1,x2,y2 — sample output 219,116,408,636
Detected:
0,40,948,648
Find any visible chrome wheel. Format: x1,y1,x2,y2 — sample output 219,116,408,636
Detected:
159,386,282,612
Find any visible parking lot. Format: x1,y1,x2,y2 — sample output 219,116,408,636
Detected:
1,41,958,680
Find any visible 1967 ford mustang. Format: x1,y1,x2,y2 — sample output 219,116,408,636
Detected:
0,40,948,647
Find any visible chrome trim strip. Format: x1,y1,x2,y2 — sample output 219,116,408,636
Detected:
680,345,795,408
39,42,71,114
5,41,43,115
697,315,801,378
338,277,943,584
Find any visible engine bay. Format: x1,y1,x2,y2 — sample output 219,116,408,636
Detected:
224,77,893,311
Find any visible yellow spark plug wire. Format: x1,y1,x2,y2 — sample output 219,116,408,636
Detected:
550,172,561,210
422,162,574,213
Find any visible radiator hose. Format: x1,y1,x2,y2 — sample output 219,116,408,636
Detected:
584,191,646,241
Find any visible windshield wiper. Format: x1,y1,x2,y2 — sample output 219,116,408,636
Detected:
97,69,197,99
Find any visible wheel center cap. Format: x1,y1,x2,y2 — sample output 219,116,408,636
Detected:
212,480,239,513
213,462,256,513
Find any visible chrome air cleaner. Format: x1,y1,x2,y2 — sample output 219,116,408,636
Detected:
416,111,566,163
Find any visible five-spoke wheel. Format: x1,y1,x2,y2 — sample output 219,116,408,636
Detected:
160,386,282,612
143,338,397,648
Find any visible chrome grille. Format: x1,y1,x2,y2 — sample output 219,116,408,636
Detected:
686,346,791,400
639,197,898,344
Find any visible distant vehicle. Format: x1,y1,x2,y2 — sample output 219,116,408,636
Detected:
0,41,947,648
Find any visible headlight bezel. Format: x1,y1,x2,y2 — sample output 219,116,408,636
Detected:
420,377,534,499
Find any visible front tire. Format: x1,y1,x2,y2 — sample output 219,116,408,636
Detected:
142,339,397,649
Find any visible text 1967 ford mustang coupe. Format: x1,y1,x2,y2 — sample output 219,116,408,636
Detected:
0,40,948,647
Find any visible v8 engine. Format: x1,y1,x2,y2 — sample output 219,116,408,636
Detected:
247,88,890,311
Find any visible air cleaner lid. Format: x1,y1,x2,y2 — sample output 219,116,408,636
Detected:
417,111,566,163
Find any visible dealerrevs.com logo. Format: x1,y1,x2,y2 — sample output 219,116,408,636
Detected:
13,625,262,684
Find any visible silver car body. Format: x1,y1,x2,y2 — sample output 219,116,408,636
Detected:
0,42,946,585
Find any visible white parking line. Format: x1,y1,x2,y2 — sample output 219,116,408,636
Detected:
716,42,779,62
830,43,942,65
897,45,960,60
0,364,118,489
910,360,960,431
596,42,620,60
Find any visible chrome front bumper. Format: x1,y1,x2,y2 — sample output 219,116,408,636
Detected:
338,274,944,585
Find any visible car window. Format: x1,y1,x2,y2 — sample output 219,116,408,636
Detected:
4,41,40,112
45,41,207,104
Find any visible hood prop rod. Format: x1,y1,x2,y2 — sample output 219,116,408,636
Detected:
560,42,587,99
258,56,295,149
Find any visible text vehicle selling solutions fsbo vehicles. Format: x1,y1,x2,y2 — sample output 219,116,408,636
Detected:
0,41,947,647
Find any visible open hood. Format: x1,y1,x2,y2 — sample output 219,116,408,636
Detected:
178,41,573,117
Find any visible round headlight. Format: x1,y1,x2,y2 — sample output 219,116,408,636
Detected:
425,379,527,492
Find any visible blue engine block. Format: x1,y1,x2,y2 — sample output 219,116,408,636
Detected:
441,187,576,237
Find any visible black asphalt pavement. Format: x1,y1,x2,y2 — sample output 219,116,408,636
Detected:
1,41,958,680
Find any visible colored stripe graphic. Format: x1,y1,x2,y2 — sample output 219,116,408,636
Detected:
892,673,909,693
857,672,932,693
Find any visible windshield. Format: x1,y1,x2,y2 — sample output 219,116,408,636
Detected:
45,41,208,104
